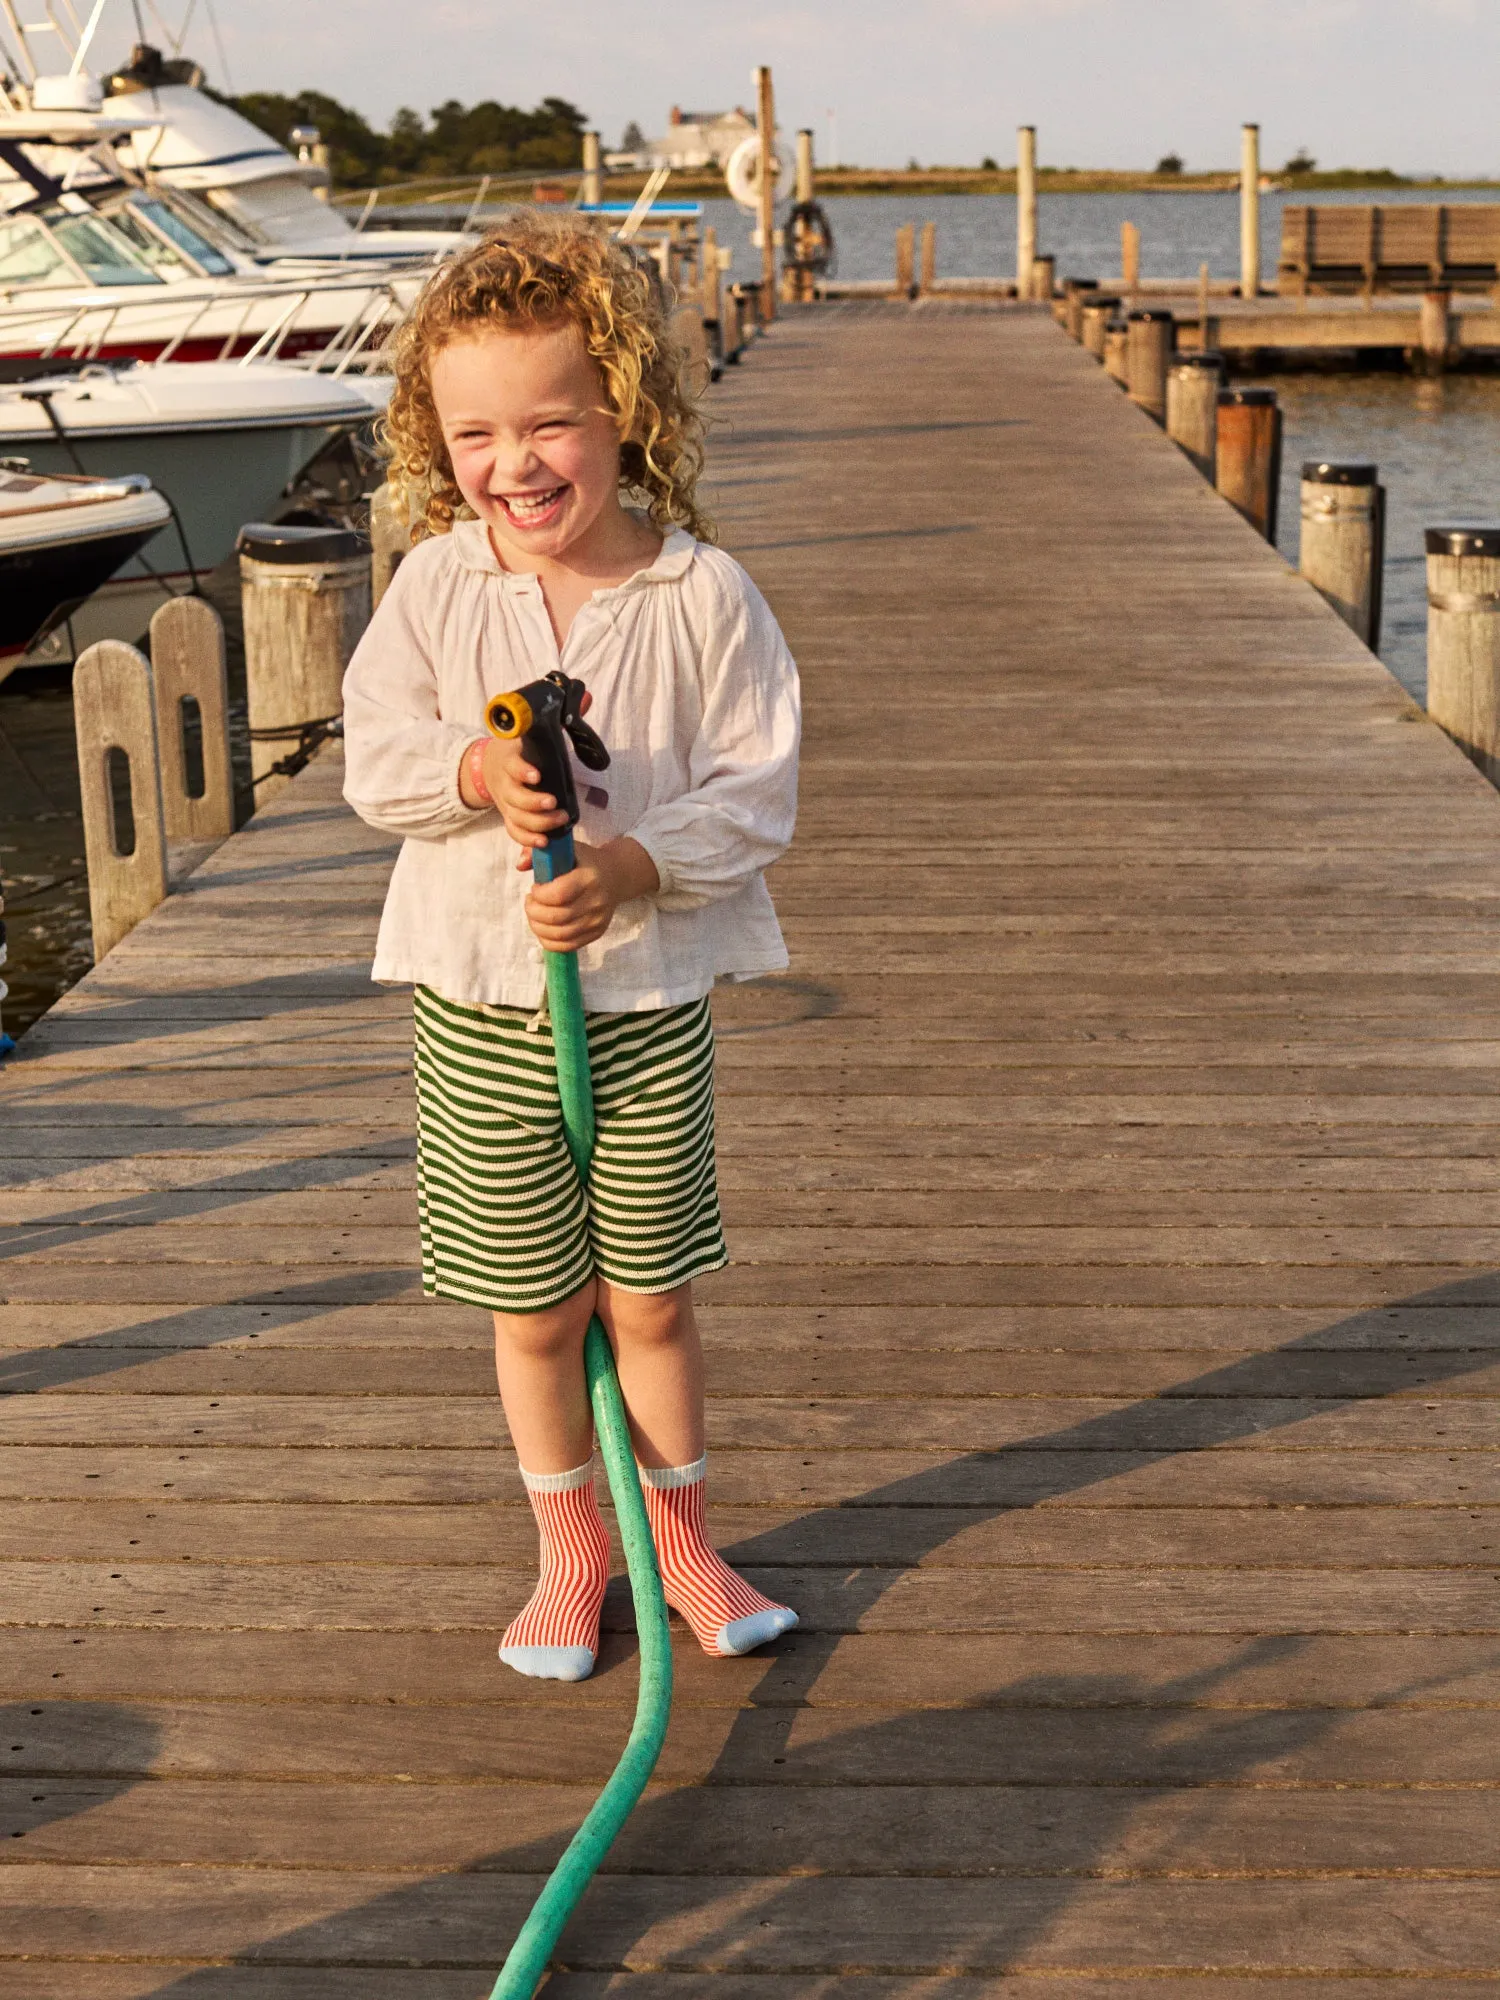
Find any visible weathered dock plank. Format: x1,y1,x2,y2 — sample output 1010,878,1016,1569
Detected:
4,300,1500,1993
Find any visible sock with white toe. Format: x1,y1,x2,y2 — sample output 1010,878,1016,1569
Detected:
498,1459,610,1682
639,1456,798,1657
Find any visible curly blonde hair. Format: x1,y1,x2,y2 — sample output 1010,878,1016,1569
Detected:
382,209,713,543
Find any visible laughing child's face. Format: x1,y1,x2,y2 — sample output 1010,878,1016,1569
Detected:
431,318,630,570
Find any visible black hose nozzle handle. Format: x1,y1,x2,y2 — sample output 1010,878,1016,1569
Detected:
485,671,610,828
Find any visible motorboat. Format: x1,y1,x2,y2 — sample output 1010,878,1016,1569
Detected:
0,463,169,680
0,8,463,270
0,356,389,664
0,177,420,367
103,46,462,268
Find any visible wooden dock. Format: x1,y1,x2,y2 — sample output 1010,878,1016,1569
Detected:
4,300,1500,1992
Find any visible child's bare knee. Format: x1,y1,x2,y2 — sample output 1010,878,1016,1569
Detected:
602,1282,694,1352
493,1287,593,1363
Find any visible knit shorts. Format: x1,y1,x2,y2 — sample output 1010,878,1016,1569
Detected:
412,985,728,1315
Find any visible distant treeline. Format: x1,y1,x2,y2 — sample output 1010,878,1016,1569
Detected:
218,88,587,185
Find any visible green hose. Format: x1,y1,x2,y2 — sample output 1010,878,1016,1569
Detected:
488,840,675,2000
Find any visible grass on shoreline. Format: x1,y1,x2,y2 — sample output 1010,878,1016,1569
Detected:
353,166,1500,207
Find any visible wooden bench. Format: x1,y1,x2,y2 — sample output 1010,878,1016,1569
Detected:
1278,203,1500,295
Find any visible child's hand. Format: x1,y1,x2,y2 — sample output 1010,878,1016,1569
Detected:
483,739,570,850
524,838,659,953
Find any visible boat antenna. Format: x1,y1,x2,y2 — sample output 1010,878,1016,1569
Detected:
68,0,110,78
202,0,230,88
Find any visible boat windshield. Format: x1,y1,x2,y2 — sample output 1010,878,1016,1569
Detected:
0,217,74,290
46,210,162,288
123,196,236,277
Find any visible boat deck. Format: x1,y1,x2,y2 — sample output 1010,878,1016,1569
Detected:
3,300,1500,1993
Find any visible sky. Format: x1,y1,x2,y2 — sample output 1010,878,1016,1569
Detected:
95,0,1497,177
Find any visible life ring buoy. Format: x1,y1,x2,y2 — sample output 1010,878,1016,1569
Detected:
724,133,796,215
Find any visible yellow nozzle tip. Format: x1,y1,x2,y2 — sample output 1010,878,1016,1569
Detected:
486,691,532,739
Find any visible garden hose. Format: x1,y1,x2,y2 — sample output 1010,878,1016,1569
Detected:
485,741,674,1998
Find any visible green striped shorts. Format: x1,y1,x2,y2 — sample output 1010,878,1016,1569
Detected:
413,985,727,1315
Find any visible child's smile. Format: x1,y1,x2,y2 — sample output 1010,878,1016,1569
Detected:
431,320,656,585
497,481,569,531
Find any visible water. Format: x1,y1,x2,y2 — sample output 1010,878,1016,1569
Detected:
700,186,1500,289
1274,374,1500,703
6,189,1500,1040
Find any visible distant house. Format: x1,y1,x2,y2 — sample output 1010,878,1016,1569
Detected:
605,105,755,172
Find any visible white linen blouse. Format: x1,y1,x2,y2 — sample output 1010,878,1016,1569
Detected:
341,519,801,1012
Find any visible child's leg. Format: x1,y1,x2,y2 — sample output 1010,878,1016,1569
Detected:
494,1283,610,1682
598,1279,798,1658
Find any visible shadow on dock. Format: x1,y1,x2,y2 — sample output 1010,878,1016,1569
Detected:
21,1275,1500,1985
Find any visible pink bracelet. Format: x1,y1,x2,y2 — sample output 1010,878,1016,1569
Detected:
464,737,494,809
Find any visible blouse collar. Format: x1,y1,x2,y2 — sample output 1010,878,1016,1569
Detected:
451,517,696,594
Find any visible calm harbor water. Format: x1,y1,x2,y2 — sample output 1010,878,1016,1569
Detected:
4,190,1500,1040
700,186,1500,288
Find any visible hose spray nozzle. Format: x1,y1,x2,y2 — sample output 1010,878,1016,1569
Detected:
485,670,610,827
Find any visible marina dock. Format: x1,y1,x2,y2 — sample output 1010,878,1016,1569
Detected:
4,300,1500,1989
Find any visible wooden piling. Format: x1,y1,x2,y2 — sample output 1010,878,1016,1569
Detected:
721,283,744,360
895,223,916,297
755,65,778,323
148,596,233,842
1166,351,1225,480
1031,253,1056,303
1125,307,1175,421
1425,525,1500,780
1081,295,1120,358
238,523,370,804
918,220,937,298
795,128,814,205
1103,316,1130,383
581,131,602,207
1240,123,1261,298
1016,125,1037,296
1062,278,1098,340
368,483,409,612
1121,220,1140,297
1216,386,1282,541
1300,461,1385,650
1419,287,1453,374
1198,260,1211,328
73,640,168,961
701,228,725,348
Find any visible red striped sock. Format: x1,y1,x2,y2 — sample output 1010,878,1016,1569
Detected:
499,1459,611,1682
639,1457,798,1657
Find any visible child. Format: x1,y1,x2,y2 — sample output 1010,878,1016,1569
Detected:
341,212,801,1683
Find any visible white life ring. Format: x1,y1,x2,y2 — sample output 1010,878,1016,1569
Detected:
725,133,795,215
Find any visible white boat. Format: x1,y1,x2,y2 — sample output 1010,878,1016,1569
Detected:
104,48,462,268
0,463,169,680
0,181,420,367
0,357,388,665
0,8,464,270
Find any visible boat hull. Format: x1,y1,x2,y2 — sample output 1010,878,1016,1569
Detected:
0,518,168,675
0,419,357,575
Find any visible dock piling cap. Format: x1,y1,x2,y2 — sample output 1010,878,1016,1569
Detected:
1127,308,1174,323
1063,276,1099,291
1425,524,1500,558
1303,461,1377,486
1218,386,1277,406
1083,295,1121,311
237,521,369,564
1173,350,1226,371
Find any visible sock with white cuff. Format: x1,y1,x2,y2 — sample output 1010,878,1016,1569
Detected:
639,1455,798,1657
498,1458,611,1683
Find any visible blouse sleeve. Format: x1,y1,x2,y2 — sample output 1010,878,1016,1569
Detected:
341,546,480,838
629,567,800,913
